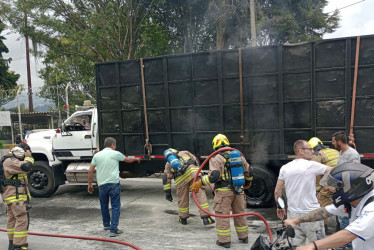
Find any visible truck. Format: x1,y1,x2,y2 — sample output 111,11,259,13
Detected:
26,34,374,207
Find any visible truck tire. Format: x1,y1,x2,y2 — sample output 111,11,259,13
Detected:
244,166,276,208
28,161,57,197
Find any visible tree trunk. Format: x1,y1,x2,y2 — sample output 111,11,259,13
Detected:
216,19,226,50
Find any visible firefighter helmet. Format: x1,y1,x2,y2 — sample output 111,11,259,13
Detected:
18,142,31,152
212,134,230,150
11,146,25,160
320,162,374,207
308,137,323,149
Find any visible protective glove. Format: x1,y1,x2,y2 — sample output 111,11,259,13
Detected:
165,190,173,202
190,180,202,192
243,176,253,189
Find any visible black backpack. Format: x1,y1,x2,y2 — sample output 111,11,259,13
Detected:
0,155,15,193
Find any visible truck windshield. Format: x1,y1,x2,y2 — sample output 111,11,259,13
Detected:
64,112,92,131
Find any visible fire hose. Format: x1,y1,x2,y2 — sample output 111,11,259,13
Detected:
192,147,274,242
0,147,273,249
0,228,141,250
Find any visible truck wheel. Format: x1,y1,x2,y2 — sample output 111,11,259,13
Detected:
28,161,56,197
244,166,276,208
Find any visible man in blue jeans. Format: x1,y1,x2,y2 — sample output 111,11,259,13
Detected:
88,137,140,237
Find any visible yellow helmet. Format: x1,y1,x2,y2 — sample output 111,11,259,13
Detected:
212,134,230,150
308,137,323,149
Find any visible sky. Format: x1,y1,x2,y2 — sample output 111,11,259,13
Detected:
1,0,374,108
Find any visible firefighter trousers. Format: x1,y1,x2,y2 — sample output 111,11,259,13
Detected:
177,177,211,219
318,189,333,225
213,191,248,243
6,201,29,246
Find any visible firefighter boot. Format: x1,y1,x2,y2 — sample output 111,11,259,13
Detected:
239,237,249,244
202,215,215,225
8,240,13,250
179,217,187,225
216,240,231,248
12,243,30,250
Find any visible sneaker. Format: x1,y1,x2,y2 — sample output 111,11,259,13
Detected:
202,216,215,225
239,237,248,244
216,240,231,248
104,226,109,231
179,217,187,225
110,229,124,237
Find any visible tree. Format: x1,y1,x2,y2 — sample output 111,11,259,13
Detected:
1,0,169,107
0,19,19,106
256,0,339,46
1,0,340,107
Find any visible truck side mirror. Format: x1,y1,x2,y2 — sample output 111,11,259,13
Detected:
60,123,66,132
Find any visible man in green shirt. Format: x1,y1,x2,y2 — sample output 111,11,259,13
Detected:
88,137,140,237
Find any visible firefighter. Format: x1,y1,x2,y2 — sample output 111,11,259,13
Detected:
1,144,34,250
163,148,215,226
308,137,339,233
190,134,253,248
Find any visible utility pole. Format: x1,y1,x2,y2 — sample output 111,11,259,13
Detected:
250,0,257,47
17,86,23,141
65,82,70,118
56,76,62,126
24,1,33,112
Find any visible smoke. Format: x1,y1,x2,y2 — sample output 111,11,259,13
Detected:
249,133,269,165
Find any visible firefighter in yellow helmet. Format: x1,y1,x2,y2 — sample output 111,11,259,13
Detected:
163,148,215,226
308,137,339,233
191,134,253,248
1,143,34,250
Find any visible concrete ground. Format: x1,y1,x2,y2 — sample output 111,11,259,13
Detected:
0,177,337,250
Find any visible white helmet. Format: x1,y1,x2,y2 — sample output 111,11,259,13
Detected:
11,146,25,159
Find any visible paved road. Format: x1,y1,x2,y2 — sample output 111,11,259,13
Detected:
0,177,337,249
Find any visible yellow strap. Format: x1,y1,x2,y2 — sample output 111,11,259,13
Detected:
178,207,189,212
199,202,209,209
235,225,248,232
326,159,338,167
217,228,231,235
216,187,232,191
175,167,198,186
14,231,28,237
220,173,229,181
24,157,34,164
4,194,31,204
6,173,27,179
163,184,171,190
202,175,210,186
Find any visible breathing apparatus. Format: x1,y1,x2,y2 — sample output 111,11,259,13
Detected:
228,150,245,193
163,148,182,171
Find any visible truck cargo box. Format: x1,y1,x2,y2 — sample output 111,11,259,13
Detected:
96,35,374,207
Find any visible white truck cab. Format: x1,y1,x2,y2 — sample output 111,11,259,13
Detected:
25,102,98,197
53,108,98,160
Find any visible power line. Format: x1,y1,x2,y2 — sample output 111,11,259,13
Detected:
297,0,367,26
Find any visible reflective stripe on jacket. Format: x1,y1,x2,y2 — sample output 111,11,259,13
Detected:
2,155,32,204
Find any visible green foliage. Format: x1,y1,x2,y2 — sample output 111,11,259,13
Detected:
0,19,19,106
1,0,339,108
256,0,339,45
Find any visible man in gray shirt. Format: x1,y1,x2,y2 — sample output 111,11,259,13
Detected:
332,131,360,165
332,131,360,249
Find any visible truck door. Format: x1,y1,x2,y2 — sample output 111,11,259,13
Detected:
53,111,95,160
